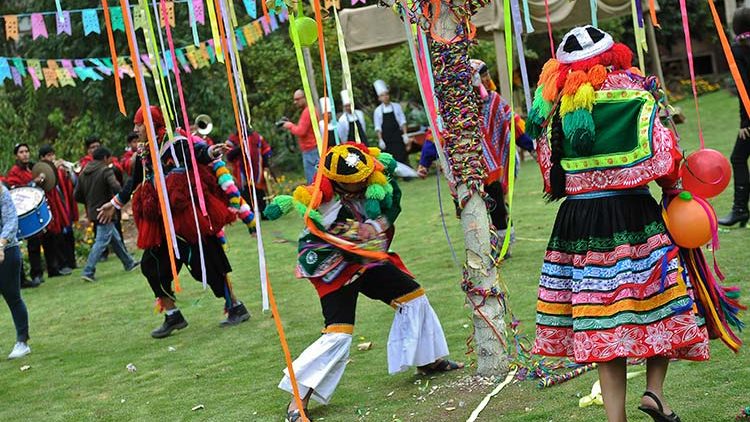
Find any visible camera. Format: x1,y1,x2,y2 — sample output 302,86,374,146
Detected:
275,117,289,128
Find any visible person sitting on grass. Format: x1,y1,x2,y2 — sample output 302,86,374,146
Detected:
264,143,463,422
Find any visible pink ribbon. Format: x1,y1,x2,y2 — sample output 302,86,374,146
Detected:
679,0,706,149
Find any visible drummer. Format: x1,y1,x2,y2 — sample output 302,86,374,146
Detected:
39,145,76,275
5,143,46,288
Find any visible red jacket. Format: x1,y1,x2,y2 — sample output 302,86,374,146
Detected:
288,106,318,153
5,162,34,188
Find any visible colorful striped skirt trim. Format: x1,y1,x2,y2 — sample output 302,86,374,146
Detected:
532,191,710,363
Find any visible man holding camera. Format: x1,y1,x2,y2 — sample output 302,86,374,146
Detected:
280,89,319,184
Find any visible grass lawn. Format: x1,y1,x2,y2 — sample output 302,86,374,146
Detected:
1,90,748,421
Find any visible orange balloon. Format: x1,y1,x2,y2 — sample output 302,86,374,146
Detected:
666,191,715,249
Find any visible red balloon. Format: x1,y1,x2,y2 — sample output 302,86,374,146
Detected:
679,149,731,199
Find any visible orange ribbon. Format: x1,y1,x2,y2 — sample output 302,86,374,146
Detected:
101,0,126,115
648,0,660,29
119,0,181,291
708,0,750,121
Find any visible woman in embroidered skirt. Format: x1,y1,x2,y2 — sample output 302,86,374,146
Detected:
527,27,710,422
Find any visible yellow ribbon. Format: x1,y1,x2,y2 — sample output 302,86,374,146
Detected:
289,10,324,154
206,0,224,63
139,0,175,135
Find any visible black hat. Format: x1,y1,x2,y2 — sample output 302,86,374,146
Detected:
38,144,55,159
13,142,29,155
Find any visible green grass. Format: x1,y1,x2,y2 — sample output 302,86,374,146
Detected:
1,90,748,421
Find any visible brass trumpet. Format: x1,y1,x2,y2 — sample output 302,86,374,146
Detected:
54,159,82,174
194,114,213,136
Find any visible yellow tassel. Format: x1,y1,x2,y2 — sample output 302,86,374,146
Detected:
368,147,382,156
368,170,387,186
559,94,576,116
292,185,312,206
215,167,231,176
573,83,596,112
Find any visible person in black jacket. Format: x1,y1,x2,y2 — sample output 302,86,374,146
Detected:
720,6,750,227
74,147,139,283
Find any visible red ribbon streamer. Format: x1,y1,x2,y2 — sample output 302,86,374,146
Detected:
544,0,555,58
678,0,706,149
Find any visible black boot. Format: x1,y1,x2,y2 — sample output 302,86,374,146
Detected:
151,310,188,338
220,302,251,327
719,185,749,227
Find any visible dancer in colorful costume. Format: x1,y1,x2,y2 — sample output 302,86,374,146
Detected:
97,106,251,338
264,143,462,422
527,26,717,422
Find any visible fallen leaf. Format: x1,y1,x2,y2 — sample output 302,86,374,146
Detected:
20,365,31,371
192,404,205,411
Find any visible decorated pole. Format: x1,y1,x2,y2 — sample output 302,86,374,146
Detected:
386,0,510,376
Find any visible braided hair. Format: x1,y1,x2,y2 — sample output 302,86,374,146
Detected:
547,111,566,201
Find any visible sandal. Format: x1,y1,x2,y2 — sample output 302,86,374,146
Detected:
637,391,681,422
416,358,464,376
285,408,312,422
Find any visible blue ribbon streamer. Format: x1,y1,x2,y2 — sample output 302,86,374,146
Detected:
510,0,532,113
590,0,598,27
522,0,534,33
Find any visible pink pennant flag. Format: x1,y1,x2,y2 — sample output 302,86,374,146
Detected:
28,67,41,90
260,18,270,35
60,60,77,78
11,67,22,86
140,54,153,71
31,13,49,40
351,0,366,5
193,0,206,25
56,11,72,35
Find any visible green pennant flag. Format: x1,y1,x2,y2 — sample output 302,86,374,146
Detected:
110,6,125,32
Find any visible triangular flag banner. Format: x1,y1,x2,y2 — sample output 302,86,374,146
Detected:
163,51,174,72
206,40,217,63
175,48,192,72
57,68,76,87
161,1,176,28
133,5,147,30
111,7,125,32
260,17,270,35
278,7,288,22
82,9,101,35
46,60,59,71
235,28,247,50
11,67,22,86
269,11,279,30
0,58,12,83
242,25,255,46
27,60,43,81
198,43,210,68
185,45,199,69
56,11,72,35
118,58,135,78
252,21,263,38
5,16,19,41
31,13,48,40
193,0,206,25
12,58,26,77
60,59,77,78
28,67,41,90
324,0,341,9
74,59,104,81
89,58,112,76
243,0,257,18
43,67,59,88
140,54,153,72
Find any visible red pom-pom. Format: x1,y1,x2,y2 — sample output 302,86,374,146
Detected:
319,177,334,202
608,43,633,70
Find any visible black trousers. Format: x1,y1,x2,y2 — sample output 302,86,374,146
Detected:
241,186,267,220
320,263,421,327
60,229,77,269
140,235,232,300
23,232,59,279
731,135,750,188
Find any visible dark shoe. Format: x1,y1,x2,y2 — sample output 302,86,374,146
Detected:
220,302,251,327
20,278,40,289
33,276,44,285
81,274,96,283
59,267,73,276
286,408,312,422
638,391,681,422
151,311,189,339
416,358,465,376
125,261,140,272
718,207,749,227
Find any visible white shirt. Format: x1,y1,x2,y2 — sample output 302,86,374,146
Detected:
337,110,366,141
373,102,406,133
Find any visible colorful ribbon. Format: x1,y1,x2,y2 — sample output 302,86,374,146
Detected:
101,0,127,116
119,0,181,289
510,0,532,113
500,0,516,260
708,0,750,122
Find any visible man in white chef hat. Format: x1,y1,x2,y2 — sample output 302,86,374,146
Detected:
337,90,367,144
372,80,411,167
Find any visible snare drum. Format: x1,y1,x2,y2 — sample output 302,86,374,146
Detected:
9,187,51,240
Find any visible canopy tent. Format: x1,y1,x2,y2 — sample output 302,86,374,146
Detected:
339,0,664,107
